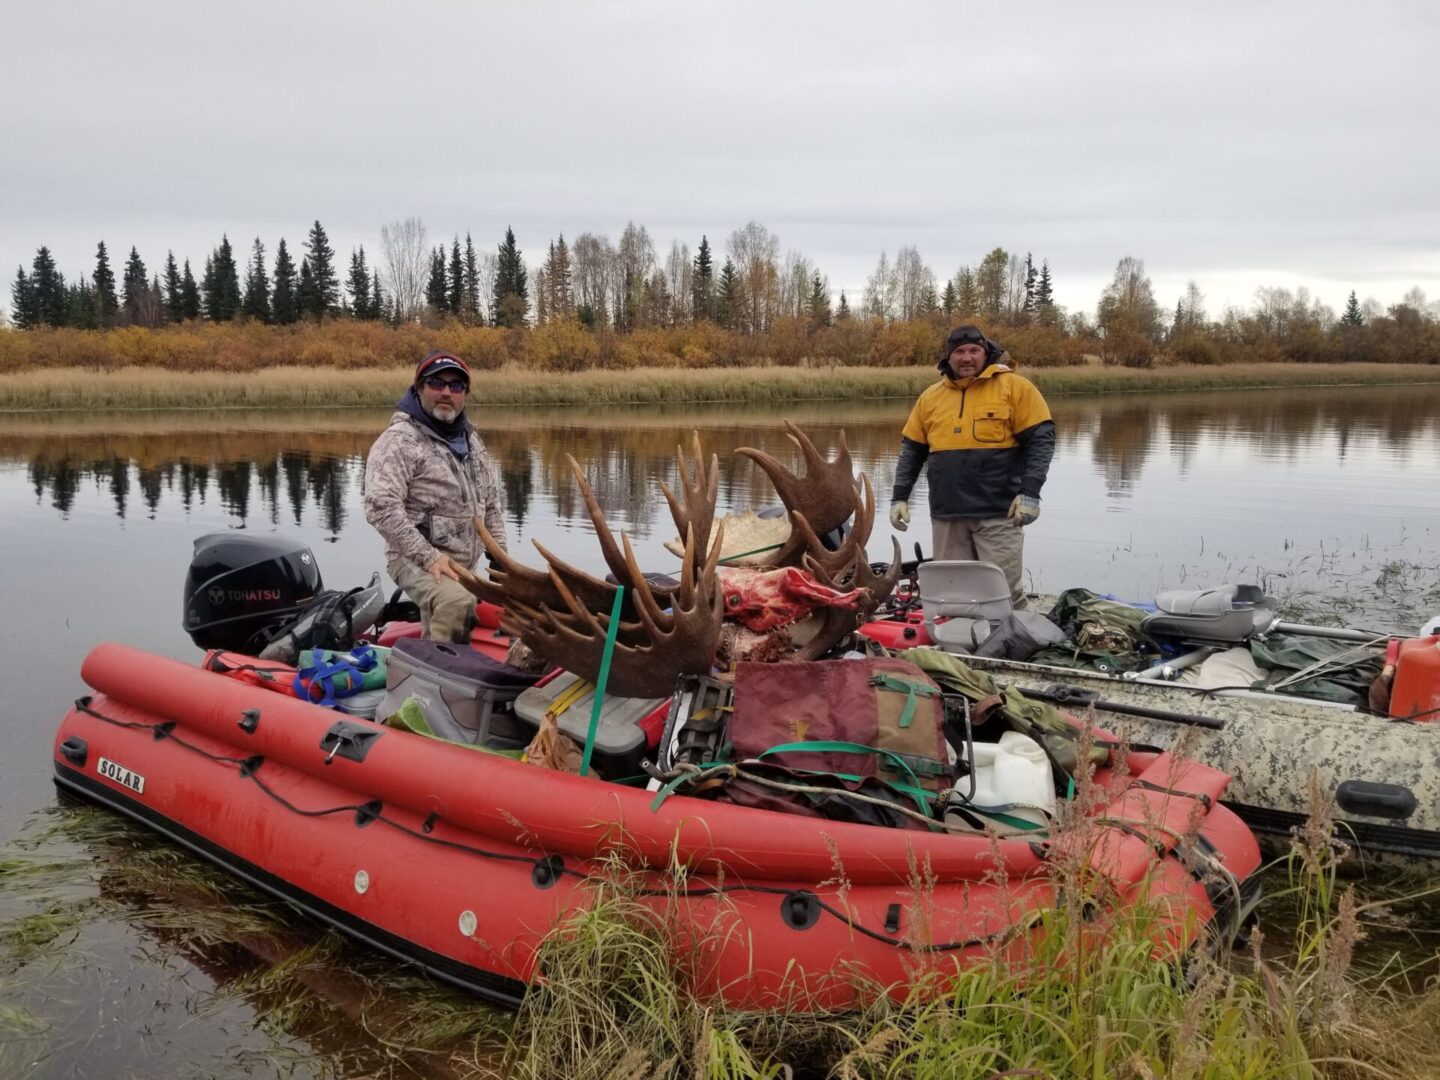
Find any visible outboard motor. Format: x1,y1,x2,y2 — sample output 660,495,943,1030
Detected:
183,533,323,652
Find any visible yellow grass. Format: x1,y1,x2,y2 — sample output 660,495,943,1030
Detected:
1,361,1438,412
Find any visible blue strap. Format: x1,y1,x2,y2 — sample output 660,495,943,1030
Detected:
294,655,364,708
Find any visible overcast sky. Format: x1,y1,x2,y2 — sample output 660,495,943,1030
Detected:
3,0,1437,322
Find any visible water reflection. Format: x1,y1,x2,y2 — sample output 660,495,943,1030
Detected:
5,386,1438,530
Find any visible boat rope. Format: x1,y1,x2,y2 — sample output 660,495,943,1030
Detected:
69,696,1031,953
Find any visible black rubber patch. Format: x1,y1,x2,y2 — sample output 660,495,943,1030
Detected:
884,903,902,934
354,800,383,828
152,721,176,741
532,854,564,889
239,755,265,778
1336,780,1417,821
781,890,821,931
238,709,261,734
422,811,439,834
320,720,383,764
59,736,88,767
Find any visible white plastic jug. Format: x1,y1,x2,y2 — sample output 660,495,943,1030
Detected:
953,730,1056,828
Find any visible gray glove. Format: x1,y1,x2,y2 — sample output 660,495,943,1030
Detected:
1007,494,1041,527
889,500,910,532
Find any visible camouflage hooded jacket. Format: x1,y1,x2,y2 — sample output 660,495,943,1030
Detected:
362,411,508,573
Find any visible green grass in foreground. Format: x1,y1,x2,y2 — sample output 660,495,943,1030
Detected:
6,793,1440,1078
1,362,1438,411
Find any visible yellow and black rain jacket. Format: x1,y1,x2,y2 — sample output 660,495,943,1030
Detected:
891,358,1055,519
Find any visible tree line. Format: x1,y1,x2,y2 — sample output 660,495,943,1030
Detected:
9,217,1440,366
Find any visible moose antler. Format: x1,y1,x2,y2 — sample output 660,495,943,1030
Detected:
460,445,726,699
736,421,857,538
504,521,725,698
658,433,718,580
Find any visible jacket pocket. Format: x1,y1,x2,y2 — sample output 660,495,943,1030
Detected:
428,513,471,553
973,405,1012,444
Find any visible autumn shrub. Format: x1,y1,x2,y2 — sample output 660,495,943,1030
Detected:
1004,323,1088,368
524,318,601,372
1100,326,1156,368
867,318,940,367
1170,333,1223,366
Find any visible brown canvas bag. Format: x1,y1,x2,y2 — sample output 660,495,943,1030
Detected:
728,657,951,801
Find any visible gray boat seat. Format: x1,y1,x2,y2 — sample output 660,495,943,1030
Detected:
918,560,1012,654
1142,584,1277,643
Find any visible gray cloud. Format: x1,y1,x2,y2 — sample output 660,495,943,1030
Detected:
3,0,1436,320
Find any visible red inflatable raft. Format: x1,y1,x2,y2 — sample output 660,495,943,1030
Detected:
54,642,1261,1010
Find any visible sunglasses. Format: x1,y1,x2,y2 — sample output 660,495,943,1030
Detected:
422,376,468,393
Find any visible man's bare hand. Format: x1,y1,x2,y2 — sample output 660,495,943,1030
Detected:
428,553,460,582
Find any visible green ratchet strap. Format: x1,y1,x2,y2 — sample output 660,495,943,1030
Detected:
758,740,938,815
580,586,625,778
869,672,940,729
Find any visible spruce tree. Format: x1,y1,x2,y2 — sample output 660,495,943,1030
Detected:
296,258,318,319
954,267,979,318
347,247,372,319
1173,298,1185,339
163,251,183,322
66,279,99,329
121,246,149,323
462,233,480,324
180,259,201,320
241,238,271,322
271,240,298,324
551,234,572,317
201,254,217,318
204,236,241,321
29,247,68,327
447,238,464,315
1036,260,1054,308
1022,252,1037,316
692,235,714,322
371,270,386,324
836,291,850,320
425,247,449,313
303,220,338,317
93,240,118,325
809,270,832,325
941,280,958,315
492,227,528,328
1342,290,1364,326
220,236,243,318
716,258,738,330
11,266,37,329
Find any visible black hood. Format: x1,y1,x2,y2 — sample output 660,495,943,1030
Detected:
937,324,1004,376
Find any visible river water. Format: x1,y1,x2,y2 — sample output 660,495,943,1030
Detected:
2,384,1439,1076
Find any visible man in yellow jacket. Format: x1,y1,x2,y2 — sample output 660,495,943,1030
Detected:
890,325,1055,609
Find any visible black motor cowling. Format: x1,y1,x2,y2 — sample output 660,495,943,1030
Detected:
183,533,323,652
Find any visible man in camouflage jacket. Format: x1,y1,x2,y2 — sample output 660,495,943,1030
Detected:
363,351,507,641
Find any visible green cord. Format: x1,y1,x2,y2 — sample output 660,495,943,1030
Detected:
580,586,625,777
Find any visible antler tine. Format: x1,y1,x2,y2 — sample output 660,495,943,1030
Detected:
784,419,849,471
735,421,857,538
701,517,725,584
530,536,622,610
448,560,506,607
620,530,674,638
659,432,718,578
566,453,638,588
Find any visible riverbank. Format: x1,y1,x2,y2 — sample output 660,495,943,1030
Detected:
3,362,1440,411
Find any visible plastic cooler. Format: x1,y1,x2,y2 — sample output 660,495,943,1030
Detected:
512,672,668,779
377,638,540,748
